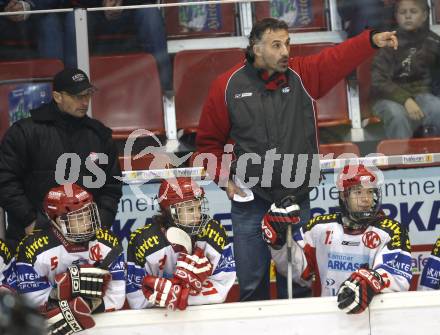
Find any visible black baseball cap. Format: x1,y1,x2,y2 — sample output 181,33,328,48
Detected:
53,68,96,95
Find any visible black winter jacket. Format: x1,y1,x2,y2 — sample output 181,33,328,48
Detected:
0,101,122,243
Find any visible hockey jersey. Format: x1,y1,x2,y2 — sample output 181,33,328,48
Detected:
126,219,236,309
15,227,126,310
419,236,440,290
271,213,412,296
0,238,16,291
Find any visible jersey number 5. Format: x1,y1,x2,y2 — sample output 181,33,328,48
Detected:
50,256,58,270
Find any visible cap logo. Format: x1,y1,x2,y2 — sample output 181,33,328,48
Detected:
72,73,86,82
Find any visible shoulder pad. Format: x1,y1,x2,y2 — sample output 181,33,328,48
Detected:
431,236,440,257
197,219,228,253
303,213,339,233
127,223,168,265
95,229,120,249
0,239,12,263
16,230,58,264
375,218,411,252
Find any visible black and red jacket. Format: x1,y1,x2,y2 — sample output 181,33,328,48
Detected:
196,30,377,203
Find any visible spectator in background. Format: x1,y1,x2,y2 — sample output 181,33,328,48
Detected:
371,0,440,139
0,68,122,248
419,235,440,290
337,0,396,38
59,0,172,92
0,1,63,60
126,177,235,310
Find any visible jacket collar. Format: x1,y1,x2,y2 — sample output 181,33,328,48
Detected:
245,62,289,91
30,101,105,135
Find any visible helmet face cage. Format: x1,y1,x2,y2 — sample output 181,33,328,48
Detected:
340,185,382,229
169,197,209,236
54,202,101,243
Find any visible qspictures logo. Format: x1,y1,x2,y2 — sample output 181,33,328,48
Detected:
53,129,385,208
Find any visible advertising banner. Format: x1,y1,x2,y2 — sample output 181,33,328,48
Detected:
115,166,440,280
8,83,52,125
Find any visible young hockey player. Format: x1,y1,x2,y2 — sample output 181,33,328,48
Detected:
15,183,125,334
262,164,412,313
126,177,236,310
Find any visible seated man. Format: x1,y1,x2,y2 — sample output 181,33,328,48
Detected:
15,183,125,334
126,177,236,310
419,236,440,290
0,238,16,292
263,164,412,314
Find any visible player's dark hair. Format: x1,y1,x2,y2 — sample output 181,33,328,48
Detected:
245,18,289,63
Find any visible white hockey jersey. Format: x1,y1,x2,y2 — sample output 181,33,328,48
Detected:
126,219,236,309
271,213,412,296
0,238,16,291
15,227,126,311
419,236,440,290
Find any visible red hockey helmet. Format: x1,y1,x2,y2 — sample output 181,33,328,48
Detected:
158,177,209,236
336,164,382,229
336,164,378,191
44,183,101,242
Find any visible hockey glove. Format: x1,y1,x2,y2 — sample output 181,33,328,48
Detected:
174,247,213,294
261,200,300,249
142,275,190,311
45,297,95,335
337,268,385,314
52,264,111,301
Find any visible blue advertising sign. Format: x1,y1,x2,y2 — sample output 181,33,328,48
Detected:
8,83,52,125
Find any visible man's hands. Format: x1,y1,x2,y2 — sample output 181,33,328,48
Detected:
4,0,30,22
225,179,246,200
52,265,111,301
174,247,213,294
337,268,385,314
142,276,189,311
261,200,300,249
404,98,425,121
372,31,398,50
102,0,123,20
45,297,95,335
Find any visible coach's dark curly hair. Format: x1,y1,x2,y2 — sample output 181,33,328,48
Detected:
245,18,289,63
